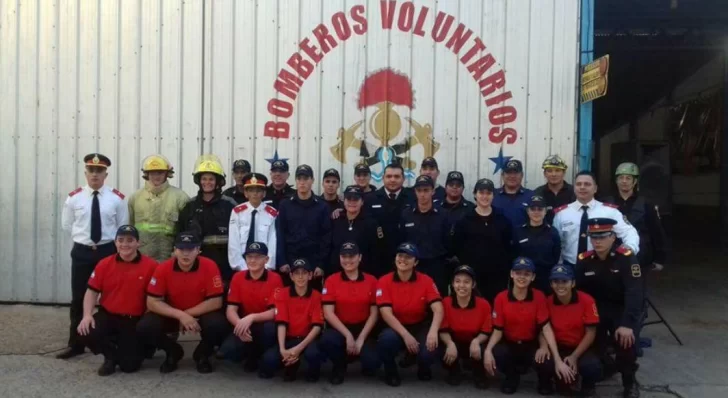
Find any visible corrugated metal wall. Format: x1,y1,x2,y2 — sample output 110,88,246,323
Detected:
0,0,580,303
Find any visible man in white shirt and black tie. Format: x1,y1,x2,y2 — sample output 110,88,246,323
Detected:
58,153,129,359
552,171,639,269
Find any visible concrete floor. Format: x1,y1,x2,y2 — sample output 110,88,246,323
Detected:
0,243,724,397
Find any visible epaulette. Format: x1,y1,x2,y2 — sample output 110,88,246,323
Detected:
112,188,125,199
603,202,619,209
265,205,279,217
615,246,632,256
233,203,248,213
578,250,595,261
554,204,568,214
68,187,82,197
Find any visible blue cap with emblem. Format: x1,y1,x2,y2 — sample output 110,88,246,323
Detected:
244,241,268,256
511,256,536,272
115,225,139,240
343,185,363,200
549,264,574,281
174,231,201,249
473,178,495,193
504,159,523,173
295,164,314,178
290,258,312,272
413,175,434,188
232,159,251,173
339,241,360,255
396,242,419,258
446,171,464,184
526,195,547,208
453,264,477,279
270,159,289,172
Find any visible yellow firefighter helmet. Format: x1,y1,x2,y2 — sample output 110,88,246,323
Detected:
141,154,175,179
192,154,226,187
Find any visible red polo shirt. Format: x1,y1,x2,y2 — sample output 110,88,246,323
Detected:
274,286,324,338
492,288,549,342
322,271,377,326
440,296,493,343
227,269,283,316
146,256,224,310
376,271,441,326
547,290,600,348
87,253,157,316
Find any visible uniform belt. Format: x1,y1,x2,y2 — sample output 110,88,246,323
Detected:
101,308,141,319
136,222,176,236
74,241,113,251
202,235,229,245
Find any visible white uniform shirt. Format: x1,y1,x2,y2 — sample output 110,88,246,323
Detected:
228,202,278,271
552,198,640,264
61,185,129,246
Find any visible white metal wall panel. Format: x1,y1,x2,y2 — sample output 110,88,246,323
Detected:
0,0,579,303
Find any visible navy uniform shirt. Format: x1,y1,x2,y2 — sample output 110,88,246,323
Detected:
513,223,561,292
405,185,446,205
604,193,667,265
452,207,514,280
398,205,450,260
264,184,296,209
275,194,332,270
534,182,575,225
363,187,415,264
493,186,535,227
329,213,384,276
439,197,474,231
320,194,345,215
222,186,247,205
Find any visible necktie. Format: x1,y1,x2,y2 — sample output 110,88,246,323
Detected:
389,193,396,200
91,191,101,243
578,205,589,255
247,209,257,245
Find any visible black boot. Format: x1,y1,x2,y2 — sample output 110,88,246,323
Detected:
159,343,184,374
500,373,520,395
97,358,116,376
537,375,555,395
417,365,432,381
243,357,259,373
283,363,300,382
56,346,85,360
622,373,640,398
329,363,346,385
472,367,489,390
445,365,462,386
384,369,401,387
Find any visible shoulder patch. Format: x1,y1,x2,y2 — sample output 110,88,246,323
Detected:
616,246,632,256
603,202,619,209
233,203,248,213
68,187,82,197
264,205,279,217
377,226,384,239
553,204,568,214
112,188,125,199
578,250,595,260
630,264,641,278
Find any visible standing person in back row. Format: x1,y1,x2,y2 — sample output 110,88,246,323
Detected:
222,159,252,205
264,159,296,209
493,159,535,227
415,157,446,204
353,163,377,199
438,171,474,234
534,155,575,225
552,171,640,269
320,168,344,215
59,153,129,360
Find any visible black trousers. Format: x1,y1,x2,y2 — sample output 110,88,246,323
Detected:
136,312,230,360
78,308,142,372
442,341,486,378
596,315,639,379
477,271,510,304
492,339,550,379
69,242,116,348
417,257,448,295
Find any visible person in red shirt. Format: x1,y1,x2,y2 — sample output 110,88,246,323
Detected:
483,257,575,395
544,264,601,396
136,232,230,374
438,265,492,389
376,242,444,387
320,242,380,385
219,241,283,373
260,258,324,381
77,225,157,376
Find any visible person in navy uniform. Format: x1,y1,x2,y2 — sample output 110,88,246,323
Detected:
59,153,129,359
576,218,644,398
534,155,574,224
513,195,561,292
415,157,446,204
493,159,535,228
398,175,452,294
264,159,296,209
438,171,474,233
320,168,344,215
353,162,377,198
222,159,252,204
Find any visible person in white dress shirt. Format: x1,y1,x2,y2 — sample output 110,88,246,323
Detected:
552,171,639,268
58,153,129,359
228,173,278,271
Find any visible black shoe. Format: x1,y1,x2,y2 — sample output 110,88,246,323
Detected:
384,371,401,387
623,385,640,398
97,359,116,376
329,367,345,385
417,366,432,381
56,347,84,360
196,357,213,374
398,354,417,368
159,344,184,374
580,385,596,397
500,374,520,395
445,369,461,386
243,358,259,373
283,366,297,382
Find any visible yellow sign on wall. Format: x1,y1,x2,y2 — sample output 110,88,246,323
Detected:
581,55,609,103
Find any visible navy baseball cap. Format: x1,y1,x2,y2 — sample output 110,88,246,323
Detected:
340,242,360,256
323,168,340,181
232,159,251,173
473,178,495,193
175,232,201,249
512,256,536,272
446,171,464,184
413,175,435,188
116,225,139,240
343,185,363,200
504,159,523,173
453,265,477,279
290,258,312,272
421,157,439,169
244,242,268,256
527,195,547,208
270,159,289,172
354,163,371,175
396,242,419,258
295,164,314,178
549,264,574,281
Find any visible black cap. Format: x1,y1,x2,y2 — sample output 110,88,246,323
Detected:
290,258,312,272
243,172,268,188
453,265,477,279
232,159,251,173
473,178,495,192
343,185,363,200
270,159,289,172
339,242,360,255
503,159,523,173
175,231,201,249
446,171,464,184
115,225,139,240
323,168,340,181
244,242,269,256
526,195,546,208
421,157,438,169
413,175,435,188
84,153,111,168
295,164,314,178
354,163,371,175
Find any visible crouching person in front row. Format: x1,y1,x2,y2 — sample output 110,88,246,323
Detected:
137,231,230,373
220,241,283,373
260,258,324,382
376,242,444,387
77,225,157,376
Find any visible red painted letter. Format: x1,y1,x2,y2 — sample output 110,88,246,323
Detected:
466,53,496,81
332,12,352,41
489,106,517,125
264,121,290,139
397,2,415,32
300,38,323,64
484,91,513,107
431,12,454,42
287,53,314,80
445,23,473,55
489,126,517,144
479,70,506,98
268,98,294,118
274,69,304,101
351,5,368,34
313,24,337,54
460,37,485,64
380,0,396,29
413,6,429,37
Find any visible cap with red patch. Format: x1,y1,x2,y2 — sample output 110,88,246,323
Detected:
84,153,111,168
586,217,617,237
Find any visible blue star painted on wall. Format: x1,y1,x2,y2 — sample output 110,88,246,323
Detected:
265,149,289,165
489,147,513,174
